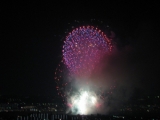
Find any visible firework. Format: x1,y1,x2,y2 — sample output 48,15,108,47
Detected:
63,26,112,77
55,25,114,114
68,90,99,114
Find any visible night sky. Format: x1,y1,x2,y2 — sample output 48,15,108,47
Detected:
1,1,159,96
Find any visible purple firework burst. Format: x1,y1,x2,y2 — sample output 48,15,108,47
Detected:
63,26,112,77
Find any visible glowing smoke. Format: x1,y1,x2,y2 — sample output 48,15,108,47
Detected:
68,90,98,114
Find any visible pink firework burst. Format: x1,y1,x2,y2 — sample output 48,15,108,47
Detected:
63,26,112,77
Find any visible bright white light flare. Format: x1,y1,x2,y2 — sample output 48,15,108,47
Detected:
68,90,99,114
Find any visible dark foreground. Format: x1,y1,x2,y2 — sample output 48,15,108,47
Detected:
0,112,160,120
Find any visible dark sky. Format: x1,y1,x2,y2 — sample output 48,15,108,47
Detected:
1,1,159,96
